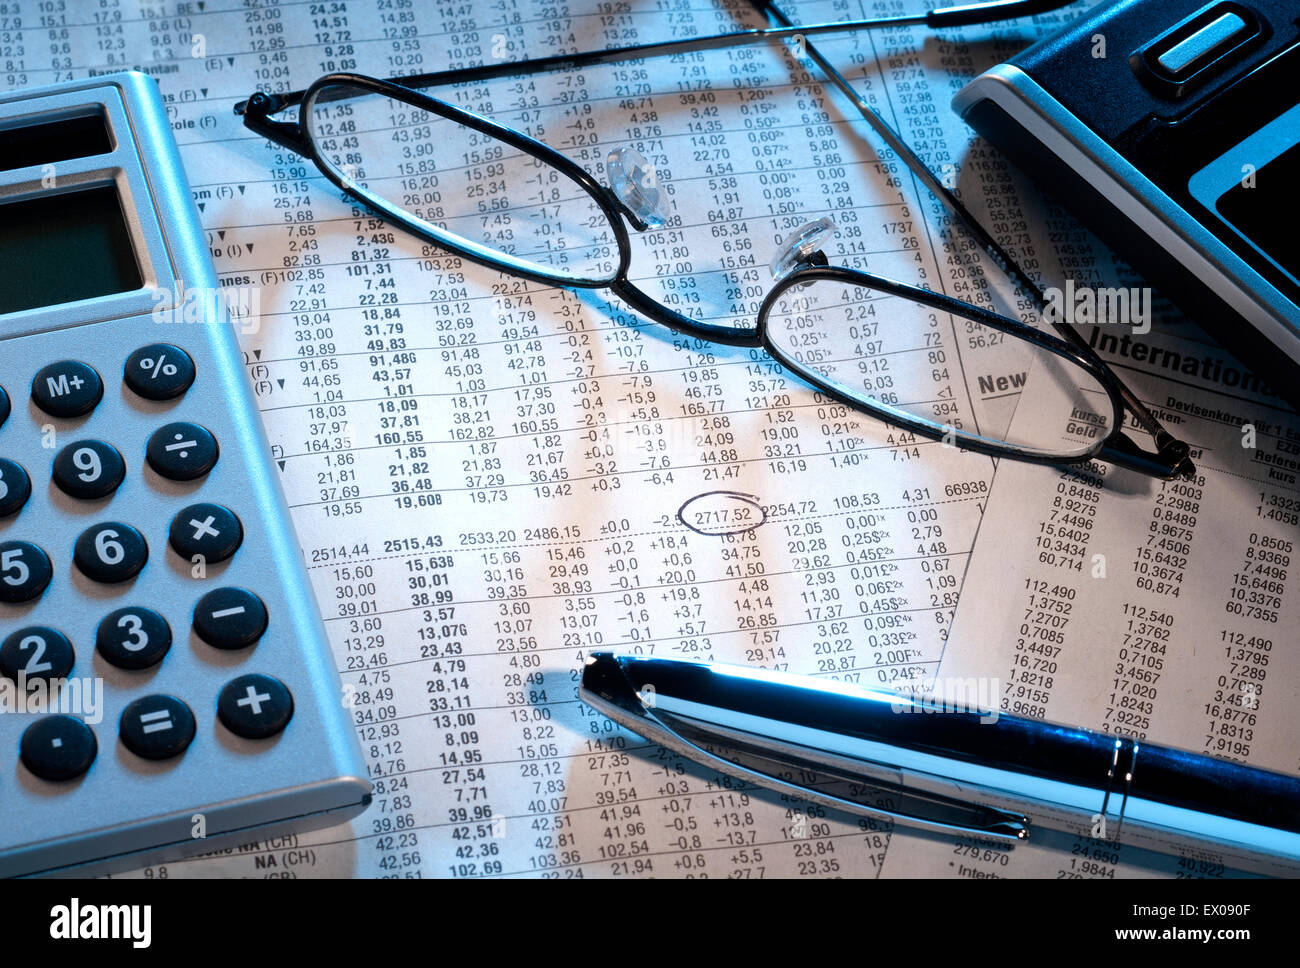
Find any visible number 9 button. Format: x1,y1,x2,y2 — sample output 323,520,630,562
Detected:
53,440,125,500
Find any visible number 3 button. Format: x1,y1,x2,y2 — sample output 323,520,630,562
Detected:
75,523,148,584
97,607,172,670
53,440,125,500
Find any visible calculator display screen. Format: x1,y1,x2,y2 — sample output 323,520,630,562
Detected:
0,185,142,315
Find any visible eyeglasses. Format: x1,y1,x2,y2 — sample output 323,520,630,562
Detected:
235,0,1194,481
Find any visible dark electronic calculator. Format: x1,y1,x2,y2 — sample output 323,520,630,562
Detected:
955,0,1300,404
0,73,369,876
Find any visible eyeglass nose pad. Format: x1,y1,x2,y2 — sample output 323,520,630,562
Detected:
770,216,837,282
606,146,669,229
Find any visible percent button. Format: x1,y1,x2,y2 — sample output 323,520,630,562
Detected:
147,422,219,481
124,344,195,401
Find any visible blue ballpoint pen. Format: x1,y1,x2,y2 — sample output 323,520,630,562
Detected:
579,652,1300,876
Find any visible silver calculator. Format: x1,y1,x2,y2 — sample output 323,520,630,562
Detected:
0,73,369,876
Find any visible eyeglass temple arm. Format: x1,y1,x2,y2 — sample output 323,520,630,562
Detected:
232,1,1072,117
751,0,1194,481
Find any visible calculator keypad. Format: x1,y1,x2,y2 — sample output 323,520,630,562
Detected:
74,522,149,584
52,440,126,499
31,361,104,419
0,459,31,518
6,344,272,762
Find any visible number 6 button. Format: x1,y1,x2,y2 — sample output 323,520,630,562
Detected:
0,540,52,603
53,440,125,500
74,522,148,583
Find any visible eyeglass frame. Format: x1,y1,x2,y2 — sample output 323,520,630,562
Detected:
235,8,1194,480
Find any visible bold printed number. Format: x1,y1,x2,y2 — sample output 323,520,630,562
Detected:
19,635,51,674
1,548,29,587
95,528,125,564
74,447,103,483
118,613,148,651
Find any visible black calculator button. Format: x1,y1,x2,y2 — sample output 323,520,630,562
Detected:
0,384,9,428
0,458,31,517
31,361,104,419
0,626,75,684
52,440,126,500
169,502,242,563
124,344,196,401
193,587,267,650
96,607,172,670
146,422,219,481
119,695,196,761
217,673,293,740
0,540,52,603
74,522,148,583
20,715,97,782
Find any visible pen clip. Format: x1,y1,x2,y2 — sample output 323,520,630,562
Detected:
652,708,1029,844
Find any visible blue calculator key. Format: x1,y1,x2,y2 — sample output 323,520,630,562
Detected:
20,715,97,782
119,695,196,761
96,606,172,670
0,540,52,603
0,626,75,684
169,502,242,563
0,384,9,428
52,440,126,500
74,522,148,584
31,361,104,419
193,587,267,650
146,422,219,481
0,458,31,517
217,674,293,740
124,344,196,401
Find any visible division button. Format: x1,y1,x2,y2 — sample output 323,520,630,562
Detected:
193,587,267,650
20,715,97,781
74,522,148,583
96,607,172,670
52,440,126,500
0,540,52,603
124,344,196,401
169,502,242,563
146,422,219,481
0,626,75,684
31,360,104,418
0,458,31,517
119,695,196,760
217,673,293,739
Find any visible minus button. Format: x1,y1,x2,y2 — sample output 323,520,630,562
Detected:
193,588,268,651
